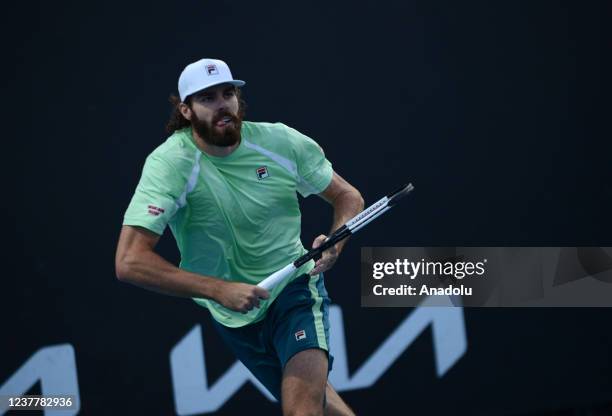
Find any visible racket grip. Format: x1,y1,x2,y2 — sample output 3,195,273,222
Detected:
257,263,297,291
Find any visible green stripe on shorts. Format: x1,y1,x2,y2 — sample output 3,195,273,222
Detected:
308,274,328,351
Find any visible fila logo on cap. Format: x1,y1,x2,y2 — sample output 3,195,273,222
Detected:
205,64,219,75
294,329,306,341
256,166,269,180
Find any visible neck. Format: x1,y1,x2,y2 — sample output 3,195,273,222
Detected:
191,128,241,157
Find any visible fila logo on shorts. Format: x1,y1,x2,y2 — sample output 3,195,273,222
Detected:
256,166,269,180
294,329,306,341
147,205,165,216
205,64,219,75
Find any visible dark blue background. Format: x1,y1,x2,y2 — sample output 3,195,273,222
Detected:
3,1,611,414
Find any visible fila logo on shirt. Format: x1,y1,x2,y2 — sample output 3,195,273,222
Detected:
147,205,165,216
205,64,218,75
256,166,269,180
294,329,306,341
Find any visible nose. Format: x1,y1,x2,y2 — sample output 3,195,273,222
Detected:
215,95,227,112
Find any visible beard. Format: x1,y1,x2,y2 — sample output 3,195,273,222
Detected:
191,109,242,147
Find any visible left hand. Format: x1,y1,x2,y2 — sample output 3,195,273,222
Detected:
308,234,339,276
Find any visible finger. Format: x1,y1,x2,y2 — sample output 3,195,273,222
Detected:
317,248,336,264
312,234,327,249
318,258,337,274
310,265,322,275
324,245,338,257
254,287,270,299
322,252,337,263
311,268,324,276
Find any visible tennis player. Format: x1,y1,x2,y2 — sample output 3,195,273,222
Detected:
115,58,363,416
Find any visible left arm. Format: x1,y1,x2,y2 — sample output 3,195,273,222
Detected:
309,171,364,275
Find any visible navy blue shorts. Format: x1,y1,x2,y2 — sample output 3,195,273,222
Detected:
211,273,333,400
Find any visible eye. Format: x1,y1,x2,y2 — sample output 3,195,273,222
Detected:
224,89,236,98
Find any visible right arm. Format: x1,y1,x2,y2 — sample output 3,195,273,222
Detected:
115,225,269,312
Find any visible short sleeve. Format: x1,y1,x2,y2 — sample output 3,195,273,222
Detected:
123,153,184,235
284,126,333,197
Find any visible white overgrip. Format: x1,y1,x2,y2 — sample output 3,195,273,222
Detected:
257,263,297,291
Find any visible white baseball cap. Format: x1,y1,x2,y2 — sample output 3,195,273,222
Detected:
178,58,245,102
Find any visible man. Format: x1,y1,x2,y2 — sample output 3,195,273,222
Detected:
115,58,363,416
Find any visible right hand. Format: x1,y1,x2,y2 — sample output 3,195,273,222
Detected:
215,281,270,313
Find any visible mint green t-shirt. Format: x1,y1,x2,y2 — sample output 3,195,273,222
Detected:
123,121,333,327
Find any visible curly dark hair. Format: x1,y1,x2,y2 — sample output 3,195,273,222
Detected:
165,87,247,134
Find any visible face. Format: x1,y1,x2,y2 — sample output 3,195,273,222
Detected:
183,84,243,147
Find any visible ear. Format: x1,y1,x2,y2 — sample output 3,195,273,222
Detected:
179,102,192,121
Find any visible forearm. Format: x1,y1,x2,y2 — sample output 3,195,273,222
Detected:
329,189,365,254
117,249,222,300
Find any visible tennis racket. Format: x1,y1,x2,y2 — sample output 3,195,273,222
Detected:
258,183,414,290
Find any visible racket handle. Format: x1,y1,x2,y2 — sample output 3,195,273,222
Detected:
257,263,297,290
293,227,352,268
